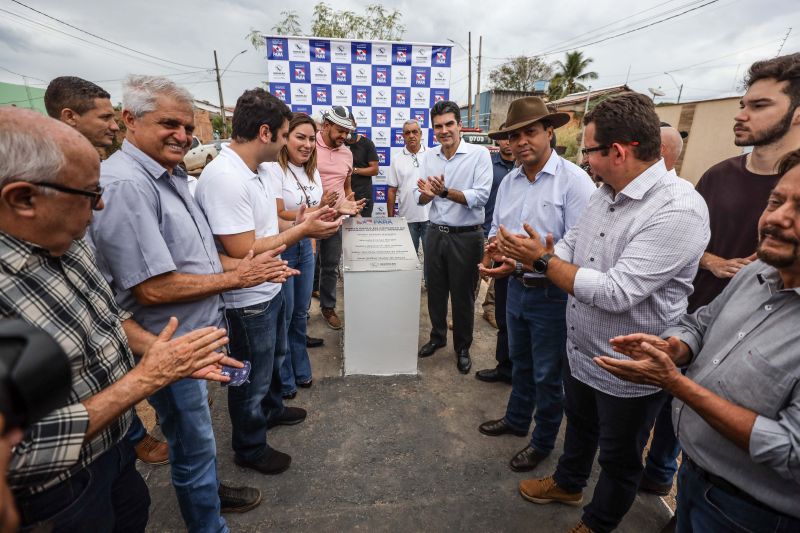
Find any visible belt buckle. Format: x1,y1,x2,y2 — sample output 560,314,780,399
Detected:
439,225,450,234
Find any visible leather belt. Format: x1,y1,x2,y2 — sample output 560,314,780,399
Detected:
433,224,481,234
684,455,781,515
511,273,551,289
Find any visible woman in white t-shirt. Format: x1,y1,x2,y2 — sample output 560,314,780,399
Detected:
269,114,332,398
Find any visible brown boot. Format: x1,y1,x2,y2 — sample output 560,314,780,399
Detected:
321,308,342,330
135,433,169,465
566,521,594,533
519,475,582,506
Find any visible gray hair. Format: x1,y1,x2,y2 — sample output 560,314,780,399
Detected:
660,126,684,170
122,74,193,117
402,119,421,131
0,111,65,189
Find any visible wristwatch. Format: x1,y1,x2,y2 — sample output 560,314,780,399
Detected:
532,253,554,274
438,187,449,198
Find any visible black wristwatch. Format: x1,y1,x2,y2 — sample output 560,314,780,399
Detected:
438,187,449,198
532,253,554,274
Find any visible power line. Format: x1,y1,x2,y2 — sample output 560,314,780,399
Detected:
9,0,208,70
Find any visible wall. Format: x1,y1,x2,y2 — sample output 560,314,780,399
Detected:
193,108,214,144
655,96,743,184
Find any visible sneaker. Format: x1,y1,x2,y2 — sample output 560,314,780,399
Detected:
267,406,307,428
219,483,262,513
519,475,583,506
566,521,594,533
234,449,292,475
135,433,169,465
322,308,342,329
638,475,673,496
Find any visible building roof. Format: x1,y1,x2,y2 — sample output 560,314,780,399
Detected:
548,84,631,108
193,98,234,115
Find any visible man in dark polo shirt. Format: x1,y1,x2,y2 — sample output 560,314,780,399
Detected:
690,52,800,312
345,115,379,217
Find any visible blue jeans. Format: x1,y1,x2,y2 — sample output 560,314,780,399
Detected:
503,279,567,453
225,295,286,462
676,461,800,533
16,439,150,533
149,379,226,533
280,238,314,395
644,394,681,485
408,221,428,283
124,412,147,445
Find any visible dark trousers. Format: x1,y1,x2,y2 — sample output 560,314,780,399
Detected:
16,440,150,533
352,180,373,217
553,369,665,533
644,394,682,485
425,226,483,352
317,228,342,310
493,275,511,376
503,279,567,453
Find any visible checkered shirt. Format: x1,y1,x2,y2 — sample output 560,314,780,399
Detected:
554,160,709,397
0,232,135,495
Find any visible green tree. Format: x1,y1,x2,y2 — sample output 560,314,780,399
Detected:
547,51,598,101
248,3,405,49
489,55,553,92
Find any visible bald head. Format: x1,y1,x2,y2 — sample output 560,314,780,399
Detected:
660,127,684,171
0,107,101,254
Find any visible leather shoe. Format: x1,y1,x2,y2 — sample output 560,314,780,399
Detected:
475,367,512,384
267,406,307,429
509,446,549,472
219,483,262,513
456,349,471,374
479,418,527,437
234,449,291,475
306,336,324,348
418,341,445,358
638,475,673,496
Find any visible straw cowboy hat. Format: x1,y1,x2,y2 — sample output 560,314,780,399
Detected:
488,96,570,140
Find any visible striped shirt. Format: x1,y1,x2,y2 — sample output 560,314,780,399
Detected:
554,160,709,397
0,233,134,495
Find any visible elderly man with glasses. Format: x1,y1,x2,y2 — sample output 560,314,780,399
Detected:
387,119,430,277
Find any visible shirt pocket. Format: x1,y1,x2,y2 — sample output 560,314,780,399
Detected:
541,200,565,222
716,347,796,419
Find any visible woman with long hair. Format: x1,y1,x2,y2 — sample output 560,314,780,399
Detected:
270,113,362,398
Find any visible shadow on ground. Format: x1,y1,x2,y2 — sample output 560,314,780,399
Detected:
141,281,672,532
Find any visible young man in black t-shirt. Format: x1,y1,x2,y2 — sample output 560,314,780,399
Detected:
345,120,379,217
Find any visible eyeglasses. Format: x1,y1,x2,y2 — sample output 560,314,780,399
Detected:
580,141,639,156
411,153,420,168
32,182,104,209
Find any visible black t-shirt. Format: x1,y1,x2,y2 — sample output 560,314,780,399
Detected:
688,154,780,312
348,135,379,195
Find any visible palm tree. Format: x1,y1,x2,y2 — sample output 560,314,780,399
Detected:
548,51,599,100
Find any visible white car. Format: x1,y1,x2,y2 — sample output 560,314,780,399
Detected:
182,137,218,171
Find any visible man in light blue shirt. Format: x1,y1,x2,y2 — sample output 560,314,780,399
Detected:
478,97,594,473
414,100,492,374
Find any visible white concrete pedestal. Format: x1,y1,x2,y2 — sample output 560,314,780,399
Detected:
341,218,421,376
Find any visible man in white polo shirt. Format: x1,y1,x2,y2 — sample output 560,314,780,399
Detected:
388,119,430,281
195,89,340,476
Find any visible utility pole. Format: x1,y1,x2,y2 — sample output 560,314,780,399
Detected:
475,35,482,130
676,84,684,104
467,32,472,128
214,50,228,138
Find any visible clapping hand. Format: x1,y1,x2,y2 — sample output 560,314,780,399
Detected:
496,223,553,269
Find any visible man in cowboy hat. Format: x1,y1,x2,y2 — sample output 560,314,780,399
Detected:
477,96,595,472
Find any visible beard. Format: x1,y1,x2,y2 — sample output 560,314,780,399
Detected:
735,106,795,147
757,224,799,268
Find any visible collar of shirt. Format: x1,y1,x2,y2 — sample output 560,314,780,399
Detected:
0,232,48,274
219,144,259,179
119,139,178,181
509,149,560,184
434,138,470,161
598,159,668,202
316,130,344,154
402,146,426,157
756,263,800,295
492,152,515,170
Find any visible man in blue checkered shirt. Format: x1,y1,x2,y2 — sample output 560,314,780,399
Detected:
497,93,709,533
